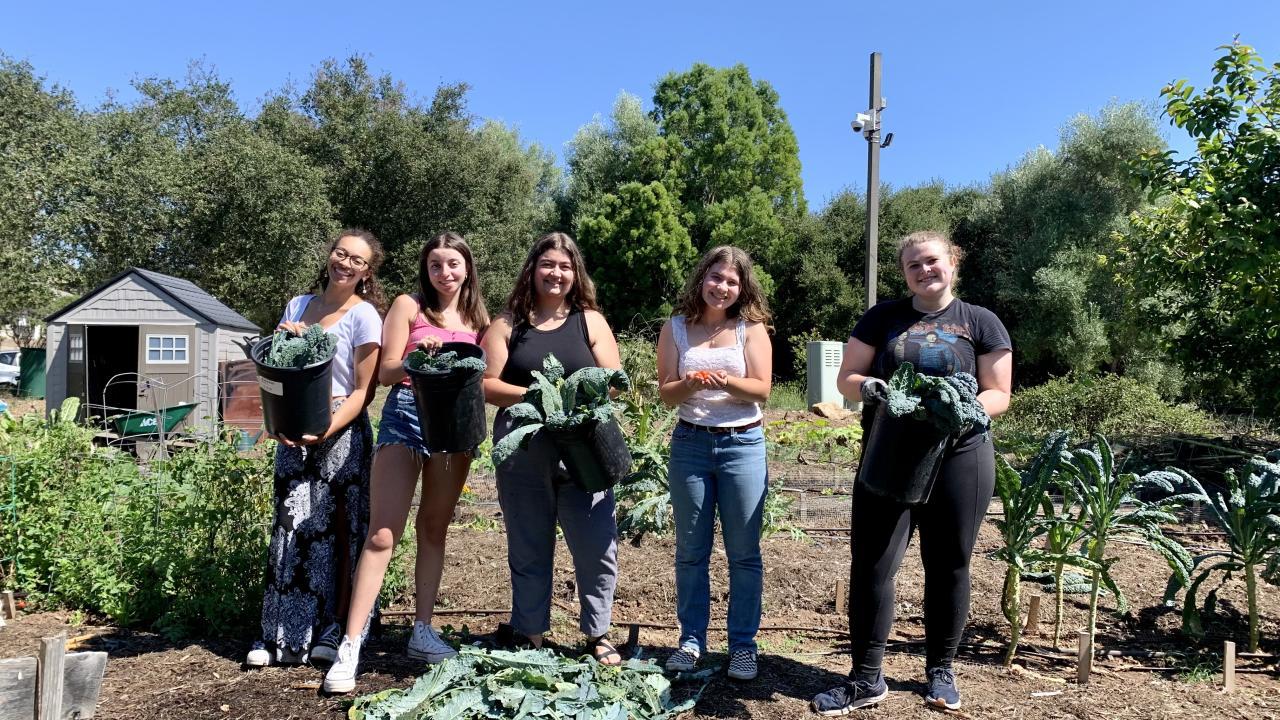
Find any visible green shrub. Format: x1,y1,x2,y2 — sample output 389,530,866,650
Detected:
767,380,808,411
617,331,659,403
996,374,1217,448
0,402,274,639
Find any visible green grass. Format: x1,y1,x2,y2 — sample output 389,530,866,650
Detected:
767,380,808,411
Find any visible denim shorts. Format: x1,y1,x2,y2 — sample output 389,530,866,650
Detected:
376,385,429,457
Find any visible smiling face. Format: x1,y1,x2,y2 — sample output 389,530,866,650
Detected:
900,240,956,299
533,248,575,301
328,234,373,290
426,247,468,298
700,261,742,315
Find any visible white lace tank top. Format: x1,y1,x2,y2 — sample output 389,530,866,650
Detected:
673,315,763,427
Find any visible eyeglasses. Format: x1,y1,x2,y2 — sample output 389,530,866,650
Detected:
331,247,370,270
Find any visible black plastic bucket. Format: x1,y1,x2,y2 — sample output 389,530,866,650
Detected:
856,401,952,505
404,342,488,454
251,336,334,442
549,417,633,493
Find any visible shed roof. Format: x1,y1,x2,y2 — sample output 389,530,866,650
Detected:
47,268,261,332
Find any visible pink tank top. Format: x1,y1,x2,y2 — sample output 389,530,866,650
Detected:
400,312,480,386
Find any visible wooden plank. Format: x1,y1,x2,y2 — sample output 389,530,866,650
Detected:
1024,594,1041,636
625,624,640,651
62,651,108,719
1223,640,1236,693
1076,631,1092,685
0,657,37,720
38,634,65,720
835,579,847,616
1,592,13,620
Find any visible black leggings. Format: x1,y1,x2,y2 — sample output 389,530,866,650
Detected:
848,439,995,679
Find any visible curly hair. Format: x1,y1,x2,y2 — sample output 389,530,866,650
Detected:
310,228,388,315
674,245,772,327
417,231,489,334
502,232,599,324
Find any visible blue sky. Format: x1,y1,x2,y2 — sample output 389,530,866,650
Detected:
5,1,1278,207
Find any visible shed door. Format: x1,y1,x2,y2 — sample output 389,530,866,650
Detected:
65,324,87,417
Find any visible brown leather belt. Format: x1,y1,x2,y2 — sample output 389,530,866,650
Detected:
677,418,763,435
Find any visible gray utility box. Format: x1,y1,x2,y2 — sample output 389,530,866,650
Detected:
806,340,849,409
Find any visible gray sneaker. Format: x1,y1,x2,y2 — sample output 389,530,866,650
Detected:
322,637,360,694
407,621,457,663
727,649,758,681
664,647,700,673
310,622,341,664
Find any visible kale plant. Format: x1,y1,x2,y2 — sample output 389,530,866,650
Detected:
404,350,486,375
884,361,989,434
263,324,337,369
349,645,714,720
491,354,631,466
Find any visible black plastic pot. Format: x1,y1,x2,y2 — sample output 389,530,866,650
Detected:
251,337,334,442
549,417,633,493
404,342,488,453
856,401,952,505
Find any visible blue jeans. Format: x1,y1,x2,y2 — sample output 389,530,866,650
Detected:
668,422,768,654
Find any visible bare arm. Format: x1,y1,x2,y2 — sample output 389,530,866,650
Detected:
481,315,527,408
377,294,417,386
836,337,878,403
976,348,1013,418
584,310,621,370
720,321,771,404
322,342,379,439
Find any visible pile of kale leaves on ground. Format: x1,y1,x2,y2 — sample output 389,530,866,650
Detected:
349,645,713,720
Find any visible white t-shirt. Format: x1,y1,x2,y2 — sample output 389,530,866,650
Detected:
279,295,382,396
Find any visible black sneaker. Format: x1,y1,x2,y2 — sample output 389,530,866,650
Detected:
924,666,961,710
811,674,888,715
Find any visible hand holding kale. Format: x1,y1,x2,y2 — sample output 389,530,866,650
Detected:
883,361,989,435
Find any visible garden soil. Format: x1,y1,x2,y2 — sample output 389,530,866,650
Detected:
3,519,1278,719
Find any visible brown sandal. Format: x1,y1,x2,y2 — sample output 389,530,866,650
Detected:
591,636,622,666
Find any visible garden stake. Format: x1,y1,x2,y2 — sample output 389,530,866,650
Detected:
835,578,847,616
1025,594,1041,636
2,590,14,619
1223,640,1236,693
38,633,66,720
626,623,640,650
1076,631,1092,685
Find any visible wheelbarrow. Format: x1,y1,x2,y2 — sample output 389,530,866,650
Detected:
108,402,200,438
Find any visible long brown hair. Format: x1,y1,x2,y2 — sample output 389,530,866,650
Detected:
503,232,600,324
310,228,388,315
674,245,772,327
417,231,489,333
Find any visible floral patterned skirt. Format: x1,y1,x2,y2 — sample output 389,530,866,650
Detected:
258,410,373,663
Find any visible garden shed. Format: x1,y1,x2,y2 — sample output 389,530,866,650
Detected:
43,268,262,434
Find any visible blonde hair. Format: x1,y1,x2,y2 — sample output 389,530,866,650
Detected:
896,231,964,275
674,245,772,326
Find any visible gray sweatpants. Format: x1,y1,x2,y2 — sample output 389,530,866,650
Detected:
494,411,619,638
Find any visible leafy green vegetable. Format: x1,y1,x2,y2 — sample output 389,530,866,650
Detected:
404,350,486,375
492,354,631,467
349,645,712,720
883,362,989,434
263,324,337,369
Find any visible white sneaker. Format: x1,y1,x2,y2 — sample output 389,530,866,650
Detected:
407,621,457,663
310,622,341,663
665,646,700,673
244,642,271,668
322,637,360,694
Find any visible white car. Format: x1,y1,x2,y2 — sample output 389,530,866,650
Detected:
0,350,18,389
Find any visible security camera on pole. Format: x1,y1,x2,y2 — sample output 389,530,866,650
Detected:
853,52,891,311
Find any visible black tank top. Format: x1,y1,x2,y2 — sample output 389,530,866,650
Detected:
500,309,597,387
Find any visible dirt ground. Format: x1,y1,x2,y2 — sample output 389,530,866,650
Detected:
3,517,1278,719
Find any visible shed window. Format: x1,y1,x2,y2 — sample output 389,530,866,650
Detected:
146,335,189,364
69,334,84,363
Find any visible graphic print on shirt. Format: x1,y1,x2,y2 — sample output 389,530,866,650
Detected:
890,321,970,376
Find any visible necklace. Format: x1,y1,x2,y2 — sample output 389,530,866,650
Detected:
701,318,732,346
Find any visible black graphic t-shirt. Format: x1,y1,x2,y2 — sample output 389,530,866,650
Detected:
851,297,1011,447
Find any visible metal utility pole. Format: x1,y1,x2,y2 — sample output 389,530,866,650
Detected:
854,52,889,311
